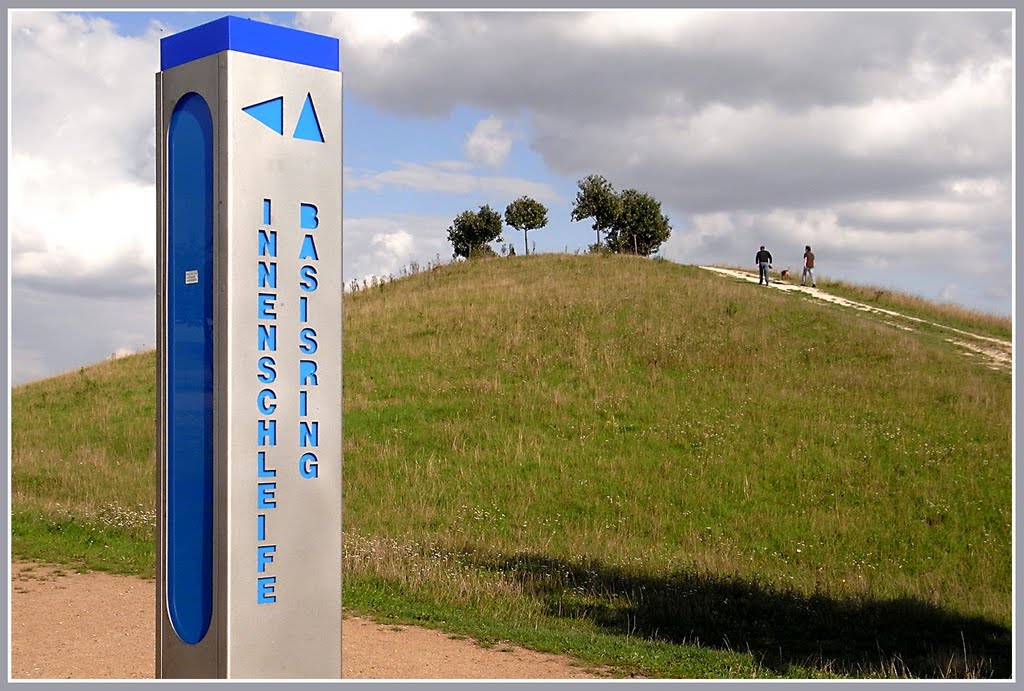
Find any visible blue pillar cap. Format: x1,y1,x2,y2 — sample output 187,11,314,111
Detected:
161,16,339,72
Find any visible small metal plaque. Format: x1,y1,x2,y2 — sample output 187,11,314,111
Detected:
185,270,199,285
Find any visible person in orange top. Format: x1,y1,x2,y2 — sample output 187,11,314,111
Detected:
802,245,816,288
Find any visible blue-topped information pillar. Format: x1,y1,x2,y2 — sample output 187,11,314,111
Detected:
155,16,342,678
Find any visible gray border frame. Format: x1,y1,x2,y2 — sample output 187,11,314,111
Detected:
5,3,1018,691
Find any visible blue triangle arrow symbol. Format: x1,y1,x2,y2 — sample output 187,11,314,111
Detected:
242,97,283,135
293,93,324,143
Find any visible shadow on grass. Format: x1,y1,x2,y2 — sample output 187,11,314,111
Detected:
476,553,1010,679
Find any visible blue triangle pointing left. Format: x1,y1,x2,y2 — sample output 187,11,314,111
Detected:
242,97,283,135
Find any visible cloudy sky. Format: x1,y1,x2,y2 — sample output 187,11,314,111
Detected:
9,9,1013,384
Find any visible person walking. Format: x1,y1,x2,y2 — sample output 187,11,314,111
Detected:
755,245,773,286
801,245,816,288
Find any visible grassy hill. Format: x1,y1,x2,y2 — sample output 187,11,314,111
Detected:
11,254,1011,678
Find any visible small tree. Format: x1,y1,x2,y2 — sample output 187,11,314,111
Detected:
570,174,622,248
447,204,504,259
504,196,548,256
606,189,672,256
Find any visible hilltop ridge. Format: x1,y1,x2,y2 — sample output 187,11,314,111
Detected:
12,253,1012,678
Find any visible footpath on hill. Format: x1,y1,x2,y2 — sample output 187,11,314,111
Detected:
11,562,604,679
698,266,1011,372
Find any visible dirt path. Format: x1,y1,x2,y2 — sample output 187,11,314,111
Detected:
10,562,604,680
698,266,1012,372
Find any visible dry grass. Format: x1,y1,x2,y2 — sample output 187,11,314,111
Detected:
11,253,1011,678
713,264,1009,340
342,255,1010,631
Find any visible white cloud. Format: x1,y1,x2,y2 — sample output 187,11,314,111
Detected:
11,153,155,291
346,160,560,203
294,10,1011,316
665,203,1001,283
344,214,454,283
10,10,1013,382
945,175,1004,200
10,12,161,381
837,57,1010,165
835,188,1008,232
373,229,414,256
304,9,1010,210
464,116,513,168
306,9,423,49
11,12,159,292
575,9,699,44
526,53,1009,215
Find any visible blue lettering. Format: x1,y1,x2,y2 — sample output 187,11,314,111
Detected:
300,203,319,230
257,544,277,573
257,451,276,478
298,234,319,261
299,390,308,417
299,328,318,355
257,576,277,604
258,229,277,258
258,293,277,320
300,296,308,323
255,200,281,610
258,419,277,446
257,389,277,415
299,360,318,386
300,453,319,479
257,356,277,383
299,421,319,448
257,482,277,509
299,264,318,292
258,324,277,352
258,261,278,289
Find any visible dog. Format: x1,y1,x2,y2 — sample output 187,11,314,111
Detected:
779,268,790,281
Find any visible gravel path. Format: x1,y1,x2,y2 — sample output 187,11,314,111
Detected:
698,266,1011,372
11,562,604,680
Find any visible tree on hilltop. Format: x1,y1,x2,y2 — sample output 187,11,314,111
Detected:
606,189,672,256
447,205,504,259
504,196,548,256
570,174,622,249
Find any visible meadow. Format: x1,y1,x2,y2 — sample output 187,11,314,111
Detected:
11,254,1012,678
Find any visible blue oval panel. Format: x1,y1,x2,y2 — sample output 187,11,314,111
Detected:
167,92,214,646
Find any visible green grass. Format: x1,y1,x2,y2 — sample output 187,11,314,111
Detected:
11,253,1011,678
11,352,156,518
818,277,1011,341
11,510,154,576
715,264,1011,341
343,575,834,678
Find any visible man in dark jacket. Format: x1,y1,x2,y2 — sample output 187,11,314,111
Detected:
755,246,773,286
